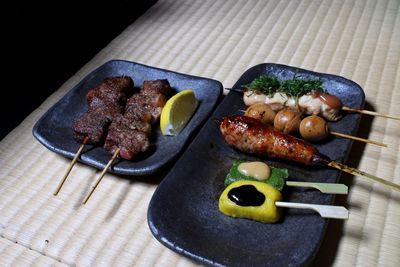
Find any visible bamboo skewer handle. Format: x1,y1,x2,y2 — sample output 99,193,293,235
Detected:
54,136,89,196
342,106,400,120
82,148,120,205
286,181,348,194
329,131,387,147
275,201,349,219
328,161,400,192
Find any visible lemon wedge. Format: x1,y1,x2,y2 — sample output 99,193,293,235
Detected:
160,89,198,135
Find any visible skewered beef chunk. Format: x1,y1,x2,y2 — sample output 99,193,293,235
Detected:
142,79,171,96
125,79,170,123
73,76,134,144
104,114,150,160
86,76,134,109
73,108,111,144
104,79,171,160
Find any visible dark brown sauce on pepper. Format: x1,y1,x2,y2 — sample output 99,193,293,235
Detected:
228,185,265,206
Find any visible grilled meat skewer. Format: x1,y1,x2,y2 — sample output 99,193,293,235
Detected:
220,115,330,165
82,79,171,204
104,79,171,160
55,76,134,196
73,76,134,144
219,115,400,192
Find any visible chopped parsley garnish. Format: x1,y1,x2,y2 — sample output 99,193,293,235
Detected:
244,74,326,98
245,75,280,97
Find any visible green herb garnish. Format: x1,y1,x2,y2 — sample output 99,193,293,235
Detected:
281,75,325,98
245,75,281,97
225,160,289,191
244,73,325,99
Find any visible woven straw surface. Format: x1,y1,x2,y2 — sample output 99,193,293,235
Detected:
1,0,399,266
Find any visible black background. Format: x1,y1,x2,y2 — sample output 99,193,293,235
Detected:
1,0,157,140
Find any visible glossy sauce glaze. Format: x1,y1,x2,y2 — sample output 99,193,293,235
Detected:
317,92,343,110
228,185,266,206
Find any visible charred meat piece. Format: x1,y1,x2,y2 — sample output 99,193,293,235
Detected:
142,79,171,96
103,115,150,160
73,76,134,144
104,79,171,160
220,115,330,165
73,108,111,144
86,76,134,110
125,79,170,123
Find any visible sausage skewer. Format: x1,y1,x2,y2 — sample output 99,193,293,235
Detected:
219,115,400,192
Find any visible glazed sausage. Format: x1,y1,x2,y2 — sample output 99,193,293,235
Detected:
219,115,330,165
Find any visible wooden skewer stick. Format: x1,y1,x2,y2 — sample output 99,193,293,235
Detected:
329,131,387,147
286,181,348,194
238,109,387,147
54,136,89,196
275,201,349,219
327,160,400,192
82,148,120,205
228,88,400,121
342,106,400,120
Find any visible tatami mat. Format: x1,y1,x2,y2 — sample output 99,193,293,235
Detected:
1,0,399,266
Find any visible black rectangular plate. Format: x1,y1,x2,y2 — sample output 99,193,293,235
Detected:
32,60,222,175
148,63,365,266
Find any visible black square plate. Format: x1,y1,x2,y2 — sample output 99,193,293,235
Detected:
32,60,223,175
148,63,365,266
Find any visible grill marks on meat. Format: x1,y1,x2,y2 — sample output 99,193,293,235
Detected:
73,77,134,144
86,77,134,110
220,115,330,165
72,108,111,144
72,77,170,161
104,79,171,160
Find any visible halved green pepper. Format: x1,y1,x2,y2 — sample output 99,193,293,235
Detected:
225,160,288,191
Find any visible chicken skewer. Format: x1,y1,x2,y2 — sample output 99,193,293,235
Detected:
219,115,400,192
226,74,400,121
82,80,171,204
54,77,134,196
